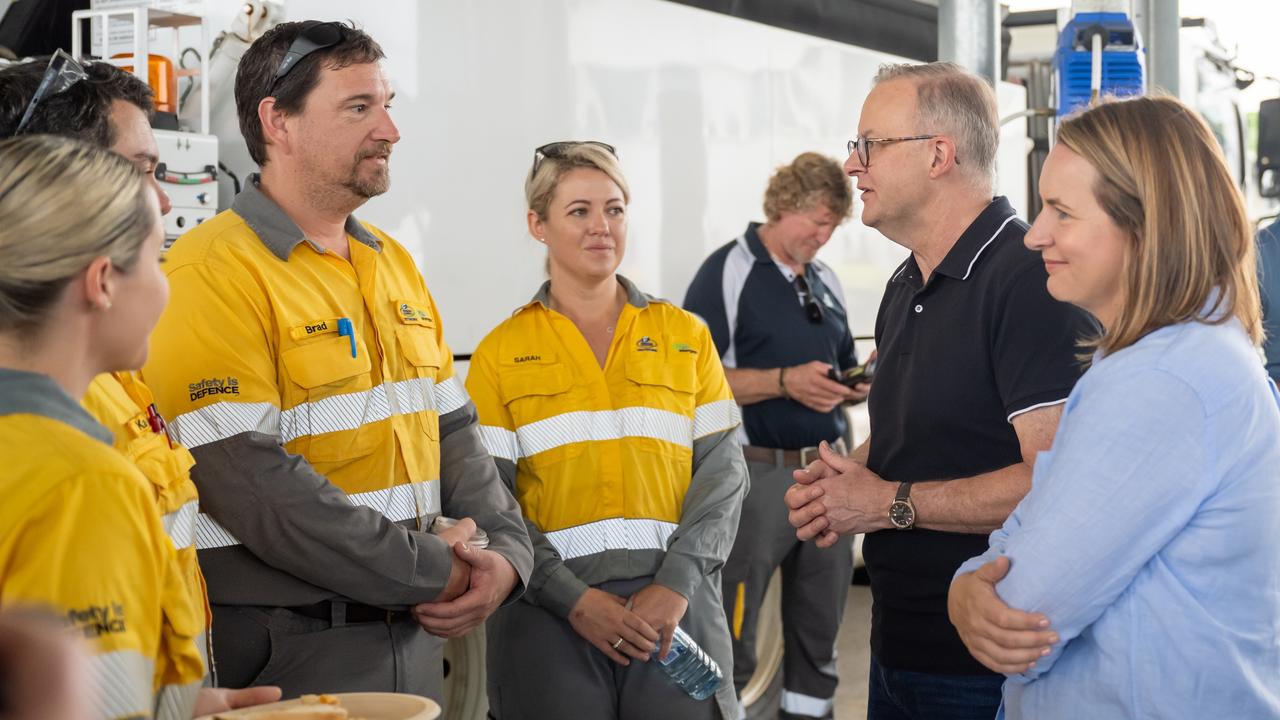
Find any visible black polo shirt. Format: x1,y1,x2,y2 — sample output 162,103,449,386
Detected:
865,196,1096,675
684,222,857,449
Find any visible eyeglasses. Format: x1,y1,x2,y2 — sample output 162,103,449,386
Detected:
794,275,824,324
268,21,345,95
845,134,957,168
531,141,617,176
14,49,89,135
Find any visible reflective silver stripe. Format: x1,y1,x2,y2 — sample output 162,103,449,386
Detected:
478,425,519,463
173,376,454,450
87,649,153,720
543,517,678,560
692,399,741,439
195,514,240,550
161,499,199,550
154,677,202,720
170,401,279,448
435,375,469,415
194,480,441,550
779,689,834,718
516,407,693,457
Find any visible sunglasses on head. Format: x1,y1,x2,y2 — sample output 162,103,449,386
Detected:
531,141,617,176
14,49,89,136
268,21,345,95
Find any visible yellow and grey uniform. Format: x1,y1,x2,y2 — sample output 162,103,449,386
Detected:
83,372,212,673
0,369,205,720
142,175,533,700
467,278,749,720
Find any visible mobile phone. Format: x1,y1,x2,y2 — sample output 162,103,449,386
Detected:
830,358,876,387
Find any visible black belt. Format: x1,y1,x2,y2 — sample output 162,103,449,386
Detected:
742,438,848,468
289,600,410,625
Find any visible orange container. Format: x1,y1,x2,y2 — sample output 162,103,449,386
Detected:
113,52,178,114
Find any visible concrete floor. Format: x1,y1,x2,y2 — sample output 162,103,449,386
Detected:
832,585,872,720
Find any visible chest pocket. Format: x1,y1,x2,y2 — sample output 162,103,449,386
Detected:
624,339,697,460
280,334,375,461
499,362,584,468
395,325,442,440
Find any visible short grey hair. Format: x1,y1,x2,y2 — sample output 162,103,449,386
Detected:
873,62,999,191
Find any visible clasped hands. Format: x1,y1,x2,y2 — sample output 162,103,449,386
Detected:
412,517,519,638
783,440,895,545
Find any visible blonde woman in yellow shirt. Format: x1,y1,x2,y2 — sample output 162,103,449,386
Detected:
0,135,206,719
467,142,749,720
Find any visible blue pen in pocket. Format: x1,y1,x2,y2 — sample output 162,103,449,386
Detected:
337,317,357,358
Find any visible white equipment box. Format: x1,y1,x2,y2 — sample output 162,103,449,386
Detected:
153,128,218,242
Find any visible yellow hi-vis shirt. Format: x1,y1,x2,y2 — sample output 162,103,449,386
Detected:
0,370,205,720
143,187,463,552
466,277,744,614
83,372,212,643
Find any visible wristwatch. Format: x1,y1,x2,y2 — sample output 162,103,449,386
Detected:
888,481,916,530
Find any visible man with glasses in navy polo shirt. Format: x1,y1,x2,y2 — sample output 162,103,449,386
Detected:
685,151,864,720
784,63,1093,720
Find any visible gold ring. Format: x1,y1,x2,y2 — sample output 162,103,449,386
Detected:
611,637,625,650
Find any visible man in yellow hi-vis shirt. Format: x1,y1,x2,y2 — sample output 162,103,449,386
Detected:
142,21,533,700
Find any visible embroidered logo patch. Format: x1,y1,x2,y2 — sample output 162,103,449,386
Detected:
636,336,658,352
673,342,697,355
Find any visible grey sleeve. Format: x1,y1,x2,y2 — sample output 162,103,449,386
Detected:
486,454,589,619
438,401,535,604
190,432,455,606
654,427,749,600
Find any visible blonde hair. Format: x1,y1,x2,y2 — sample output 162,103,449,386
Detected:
762,152,853,223
525,142,630,220
0,135,153,336
1057,94,1261,356
873,62,999,192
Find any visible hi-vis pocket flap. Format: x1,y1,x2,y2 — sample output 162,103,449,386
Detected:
282,335,372,388
626,354,696,394
288,318,342,341
499,364,573,401
394,299,435,327
396,326,442,369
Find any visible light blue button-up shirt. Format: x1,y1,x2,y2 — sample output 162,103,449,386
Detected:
957,315,1280,719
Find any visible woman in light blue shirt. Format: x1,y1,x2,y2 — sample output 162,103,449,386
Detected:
948,95,1280,718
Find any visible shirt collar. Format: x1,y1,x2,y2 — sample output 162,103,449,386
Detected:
742,221,810,282
932,196,1020,281
527,274,651,310
0,369,112,444
231,173,383,261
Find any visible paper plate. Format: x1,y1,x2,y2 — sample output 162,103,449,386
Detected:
198,693,441,720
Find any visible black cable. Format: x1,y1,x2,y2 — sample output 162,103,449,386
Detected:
218,161,241,195
178,47,201,108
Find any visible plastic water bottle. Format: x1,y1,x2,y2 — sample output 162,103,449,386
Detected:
655,626,722,700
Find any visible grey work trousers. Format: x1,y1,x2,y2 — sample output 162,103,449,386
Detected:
211,604,443,702
722,459,854,720
485,576,734,720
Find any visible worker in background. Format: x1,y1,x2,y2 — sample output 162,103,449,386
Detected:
141,21,534,700
0,55,279,715
683,152,862,720
784,62,1093,720
466,141,748,719
1257,216,1280,383
0,134,201,720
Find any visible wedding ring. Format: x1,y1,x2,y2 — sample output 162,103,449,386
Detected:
611,637,625,650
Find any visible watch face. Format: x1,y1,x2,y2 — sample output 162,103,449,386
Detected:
889,500,915,529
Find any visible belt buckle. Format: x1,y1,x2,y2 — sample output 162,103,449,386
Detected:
799,446,816,468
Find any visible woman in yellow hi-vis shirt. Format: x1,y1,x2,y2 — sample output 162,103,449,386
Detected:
467,141,749,720
0,136,204,719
